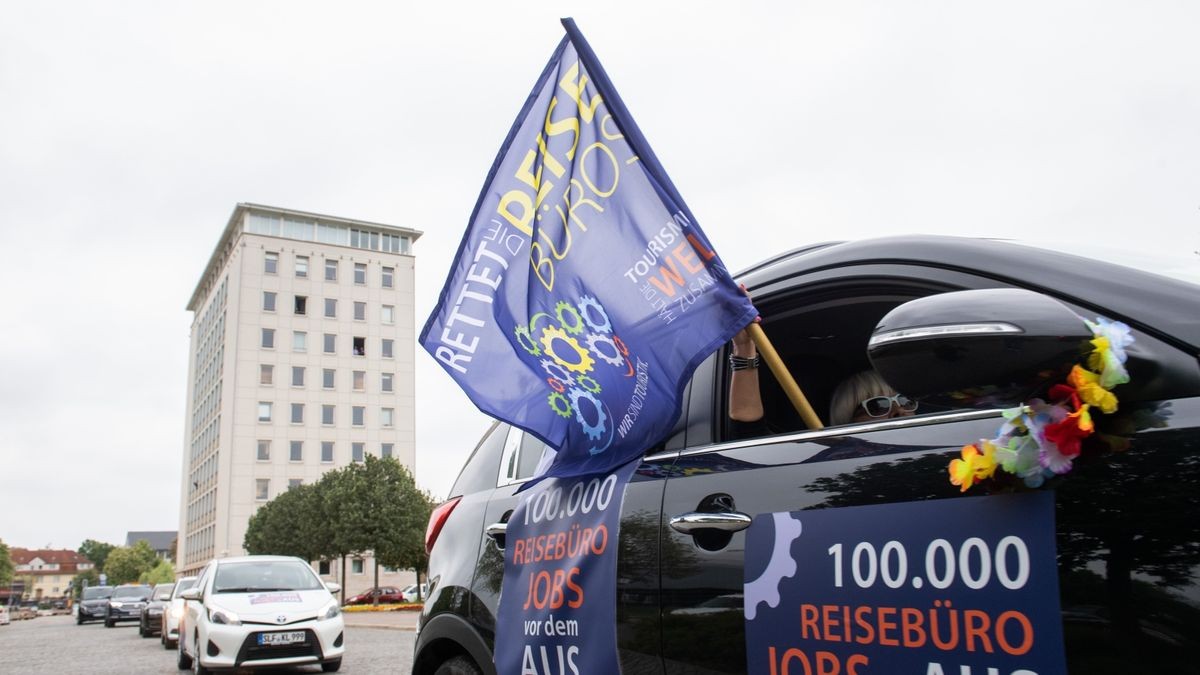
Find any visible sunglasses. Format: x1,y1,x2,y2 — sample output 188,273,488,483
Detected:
860,393,919,418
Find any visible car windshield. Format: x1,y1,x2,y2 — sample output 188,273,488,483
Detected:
171,578,197,599
212,560,322,593
113,586,151,600
152,584,174,600
82,587,112,600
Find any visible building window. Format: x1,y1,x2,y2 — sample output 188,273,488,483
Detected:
354,301,366,321
321,441,334,463
381,442,393,459
382,339,394,358
353,371,365,391
354,263,366,285
291,366,305,387
352,442,364,462
318,560,331,575
352,406,365,426
325,259,338,281
265,252,278,274
258,402,272,422
257,440,270,461
294,295,307,315
255,479,270,501
381,407,394,427
323,333,336,354
260,364,274,385
322,368,335,389
324,298,337,318
288,478,303,490
382,266,394,288
322,404,335,426
261,328,275,349
381,305,395,324
352,558,365,574
293,331,307,352
263,291,276,312
290,440,303,462
295,255,308,278
291,403,304,424
381,372,393,392
353,337,366,356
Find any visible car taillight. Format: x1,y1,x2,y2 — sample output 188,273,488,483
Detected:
425,496,462,554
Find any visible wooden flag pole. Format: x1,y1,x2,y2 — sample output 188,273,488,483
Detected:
748,322,825,430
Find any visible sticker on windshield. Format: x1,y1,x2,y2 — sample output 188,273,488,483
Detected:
745,492,1066,675
249,592,303,605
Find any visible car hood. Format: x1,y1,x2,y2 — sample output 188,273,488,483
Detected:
206,590,333,622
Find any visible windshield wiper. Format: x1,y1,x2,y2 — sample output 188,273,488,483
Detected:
214,587,253,593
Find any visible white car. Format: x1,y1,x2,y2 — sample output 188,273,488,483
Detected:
400,583,428,603
178,556,344,673
161,576,197,650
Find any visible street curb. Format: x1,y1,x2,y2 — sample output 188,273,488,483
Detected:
344,623,416,632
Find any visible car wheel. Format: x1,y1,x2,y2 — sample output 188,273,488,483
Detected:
104,618,114,628
434,655,483,675
76,615,84,625
321,658,342,673
177,633,193,670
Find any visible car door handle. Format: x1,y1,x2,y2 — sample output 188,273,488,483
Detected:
486,521,507,542
669,511,753,534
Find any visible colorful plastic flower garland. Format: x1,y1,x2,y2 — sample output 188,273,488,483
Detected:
949,317,1135,491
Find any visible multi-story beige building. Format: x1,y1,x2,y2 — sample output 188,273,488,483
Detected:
10,548,94,600
178,204,421,594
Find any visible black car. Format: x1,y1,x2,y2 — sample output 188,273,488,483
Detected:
412,236,1200,675
76,586,113,624
104,584,152,627
138,582,174,638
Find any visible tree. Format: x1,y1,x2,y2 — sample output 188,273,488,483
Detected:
0,539,14,588
103,541,158,584
71,568,100,597
140,559,175,585
77,539,116,572
245,483,331,561
362,457,434,598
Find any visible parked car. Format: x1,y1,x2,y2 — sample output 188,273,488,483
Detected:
411,236,1200,675
138,582,174,638
161,576,197,650
343,586,405,606
398,581,427,600
178,555,345,673
0,605,10,625
77,585,114,624
104,584,152,627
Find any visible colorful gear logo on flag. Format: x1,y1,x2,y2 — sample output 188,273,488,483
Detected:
540,326,595,374
577,295,612,334
568,387,607,441
548,391,572,418
541,358,575,385
585,333,624,366
514,325,541,356
575,374,601,394
555,301,585,335
744,513,804,621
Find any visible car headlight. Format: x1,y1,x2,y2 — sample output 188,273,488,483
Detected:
208,607,241,626
319,600,340,621
110,602,124,608
170,606,184,619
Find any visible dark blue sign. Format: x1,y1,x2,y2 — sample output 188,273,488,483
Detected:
495,460,638,675
419,19,756,483
745,492,1067,675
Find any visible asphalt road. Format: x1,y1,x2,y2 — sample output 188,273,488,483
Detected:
0,614,414,674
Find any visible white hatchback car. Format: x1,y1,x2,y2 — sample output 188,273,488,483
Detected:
161,576,197,650
178,556,344,673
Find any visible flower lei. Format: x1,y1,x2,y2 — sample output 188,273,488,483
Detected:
949,317,1134,492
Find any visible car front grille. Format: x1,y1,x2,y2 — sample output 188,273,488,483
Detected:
236,629,322,665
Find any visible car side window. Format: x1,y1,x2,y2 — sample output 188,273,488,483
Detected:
450,421,508,496
498,427,552,486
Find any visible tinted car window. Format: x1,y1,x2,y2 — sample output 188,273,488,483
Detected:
113,586,151,600
213,560,321,592
450,421,506,496
82,587,112,600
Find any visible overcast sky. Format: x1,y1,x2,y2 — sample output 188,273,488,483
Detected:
1,1,1197,551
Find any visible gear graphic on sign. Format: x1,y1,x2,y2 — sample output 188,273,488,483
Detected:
541,358,575,386
744,513,804,621
576,295,612,333
567,387,607,441
548,391,572,418
539,326,595,374
514,325,541,356
585,333,624,367
575,374,601,394
555,301,585,335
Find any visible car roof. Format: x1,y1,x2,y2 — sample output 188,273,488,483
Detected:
736,235,1200,351
212,555,305,565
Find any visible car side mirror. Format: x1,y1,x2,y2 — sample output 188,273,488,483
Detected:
868,288,1091,407
325,582,341,594
179,588,202,602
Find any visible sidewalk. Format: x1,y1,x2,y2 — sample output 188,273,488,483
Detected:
343,609,420,631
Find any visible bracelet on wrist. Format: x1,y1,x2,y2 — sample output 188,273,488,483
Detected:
729,353,760,371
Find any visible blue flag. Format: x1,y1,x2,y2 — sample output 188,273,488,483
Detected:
420,18,757,481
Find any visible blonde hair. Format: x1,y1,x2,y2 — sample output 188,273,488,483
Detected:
829,370,896,426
